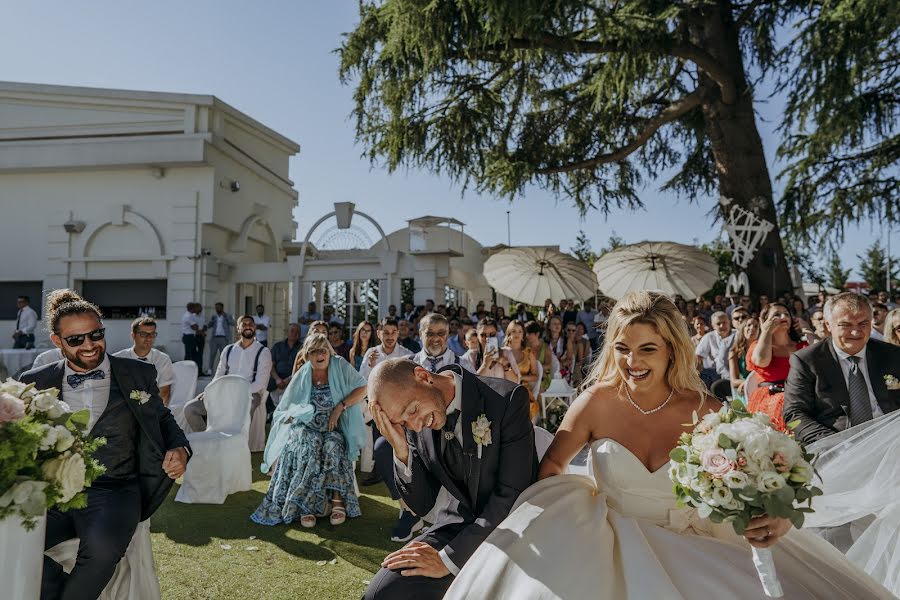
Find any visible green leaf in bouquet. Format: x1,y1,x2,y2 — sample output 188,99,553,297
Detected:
785,419,801,431
775,485,795,505
669,448,687,463
795,488,811,502
789,512,805,529
717,434,733,449
708,511,724,524
738,487,759,502
732,514,749,535
68,409,90,431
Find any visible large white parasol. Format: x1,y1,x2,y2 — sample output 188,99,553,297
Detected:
593,241,719,299
483,247,597,305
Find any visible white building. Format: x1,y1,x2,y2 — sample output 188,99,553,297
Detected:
0,81,299,359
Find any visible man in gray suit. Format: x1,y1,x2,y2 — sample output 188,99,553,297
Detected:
784,292,900,446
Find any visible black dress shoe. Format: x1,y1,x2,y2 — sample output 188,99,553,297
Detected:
391,511,424,543
361,472,382,486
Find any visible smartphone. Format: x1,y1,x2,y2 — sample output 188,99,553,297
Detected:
484,337,499,355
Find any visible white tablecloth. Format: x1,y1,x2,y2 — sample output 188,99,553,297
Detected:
0,349,42,380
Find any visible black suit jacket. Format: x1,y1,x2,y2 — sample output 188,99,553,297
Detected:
395,364,538,570
783,338,900,446
20,354,190,520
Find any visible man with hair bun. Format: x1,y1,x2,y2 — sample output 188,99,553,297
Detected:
20,289,190,600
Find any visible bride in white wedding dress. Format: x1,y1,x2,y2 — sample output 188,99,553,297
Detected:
445,291,893,599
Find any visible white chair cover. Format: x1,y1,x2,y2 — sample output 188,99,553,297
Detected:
169,360,198,433
44,520,160,600
550,353,561,379
534,425,554,462
532,360,543,400
248,389,268,452
743,370,760,400
175,375,252,504
360,423,376,473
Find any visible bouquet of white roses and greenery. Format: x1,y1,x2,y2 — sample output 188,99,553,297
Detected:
668,401,822,598
0,379,106,529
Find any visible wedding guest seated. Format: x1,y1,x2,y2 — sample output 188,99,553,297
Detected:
183,315,272,432
252,333,368,527
746,302,808,431
497,316,511,346
545,315,574,383
570,322,592,388
348,321,376,370
885,308,900,346
690,315,708,346
694,311,733,387
359,318,413,379
268,323,302,408
398,319,422,353
504,320,539,419
728,316,760,404
513,302,534,323
446,318,467,356
870,302,888,341
113,316,176,405
328,322,352,361
524,320,552,393
784,292,900,445
460,318,520,384
809,308,829,340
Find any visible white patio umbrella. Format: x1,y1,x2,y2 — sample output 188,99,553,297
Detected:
483,247,596,305
593,241,719,300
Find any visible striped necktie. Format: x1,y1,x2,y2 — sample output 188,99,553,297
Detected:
847,356,874,426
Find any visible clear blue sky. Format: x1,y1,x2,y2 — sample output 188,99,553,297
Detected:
2,0,893,278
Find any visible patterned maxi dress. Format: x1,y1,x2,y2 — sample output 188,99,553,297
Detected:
251,383,361,524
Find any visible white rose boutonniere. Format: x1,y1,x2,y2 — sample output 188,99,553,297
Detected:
472,414,492,458
130,390,151,405
885,374,900,391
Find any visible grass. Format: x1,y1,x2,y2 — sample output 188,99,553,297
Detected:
150,454,400,600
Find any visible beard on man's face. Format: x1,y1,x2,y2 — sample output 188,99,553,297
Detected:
241,329,255,339
62,342,105,371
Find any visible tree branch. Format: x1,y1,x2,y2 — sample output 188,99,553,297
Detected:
500,33,736,104
536,88,706,175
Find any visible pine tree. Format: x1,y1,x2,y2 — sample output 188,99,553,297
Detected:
571,230,598,267
826,253,851,291
340,0,898,296
857,242,898,292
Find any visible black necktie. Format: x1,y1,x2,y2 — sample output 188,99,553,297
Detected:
67,370,106,388
442,410,465,482
16,309,21,331
847,356,874,426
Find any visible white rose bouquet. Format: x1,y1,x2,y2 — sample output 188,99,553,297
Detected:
0,379,105,529
668,401,822,598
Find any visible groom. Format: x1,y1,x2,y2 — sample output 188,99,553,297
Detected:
364,358,538,600
784,292,900,445
20,294,190,600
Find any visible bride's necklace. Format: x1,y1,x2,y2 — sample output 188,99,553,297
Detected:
624,385,675,415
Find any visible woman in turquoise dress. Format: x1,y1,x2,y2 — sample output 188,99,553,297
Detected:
252,333,368,527
728,316,759,404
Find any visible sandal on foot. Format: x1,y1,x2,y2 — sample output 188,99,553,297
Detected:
330,505,347,526
300,514,316,528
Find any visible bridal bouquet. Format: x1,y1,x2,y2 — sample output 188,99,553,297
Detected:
668,401,822,598
0,379,105,529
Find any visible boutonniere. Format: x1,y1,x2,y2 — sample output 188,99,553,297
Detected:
129,390,151,405
471,414,492,458
885,375,900,391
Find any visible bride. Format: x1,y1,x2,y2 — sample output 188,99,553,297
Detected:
445,291,892,599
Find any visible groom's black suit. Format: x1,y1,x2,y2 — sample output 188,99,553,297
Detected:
365,364,538,600
20,354,190,600
783,338,900,446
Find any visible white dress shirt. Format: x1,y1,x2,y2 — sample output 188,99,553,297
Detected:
213,340,272,395
358,344,413,379
63,355,111,432
180,311,197,336
832,341,884,419
16,305,38,335
394,371,464,575
209,313,230,337
870,328,885,342
113,347,176,388
253,314,271,344
412,348,459,372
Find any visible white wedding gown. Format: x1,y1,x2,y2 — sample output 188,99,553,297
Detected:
444,438,895,599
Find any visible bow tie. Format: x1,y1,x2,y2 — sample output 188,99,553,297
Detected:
67,370,105,388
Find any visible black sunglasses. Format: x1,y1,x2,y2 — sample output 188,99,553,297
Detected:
62,328,106,347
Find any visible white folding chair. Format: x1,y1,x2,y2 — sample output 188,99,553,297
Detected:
45,520,160,600
175,375,252,504
531,360,543,401
550,353,562,379
169,360,198,433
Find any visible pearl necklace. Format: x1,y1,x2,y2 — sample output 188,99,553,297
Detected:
624,385,675,415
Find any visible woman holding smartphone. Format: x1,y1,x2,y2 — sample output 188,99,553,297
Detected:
460,317,520,383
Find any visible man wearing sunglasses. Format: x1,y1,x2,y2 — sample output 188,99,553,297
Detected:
113,316,176,406
19,289,190,600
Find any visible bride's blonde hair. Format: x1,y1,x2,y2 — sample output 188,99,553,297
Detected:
582,291,706,397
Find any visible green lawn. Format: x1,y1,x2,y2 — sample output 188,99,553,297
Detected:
151,454,399,600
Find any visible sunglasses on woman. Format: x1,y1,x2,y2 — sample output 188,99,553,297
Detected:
62,328,106,347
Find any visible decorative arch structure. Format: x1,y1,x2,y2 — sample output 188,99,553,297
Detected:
230,214,281,262
76,206,165,259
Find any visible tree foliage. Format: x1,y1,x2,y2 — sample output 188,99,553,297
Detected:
826,252,851,291
571,229,598,267
339,0,899,256
700,239,736,298
857,241,898,291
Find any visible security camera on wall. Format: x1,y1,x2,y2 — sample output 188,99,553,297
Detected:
63,219,86,234
230,180,240,192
